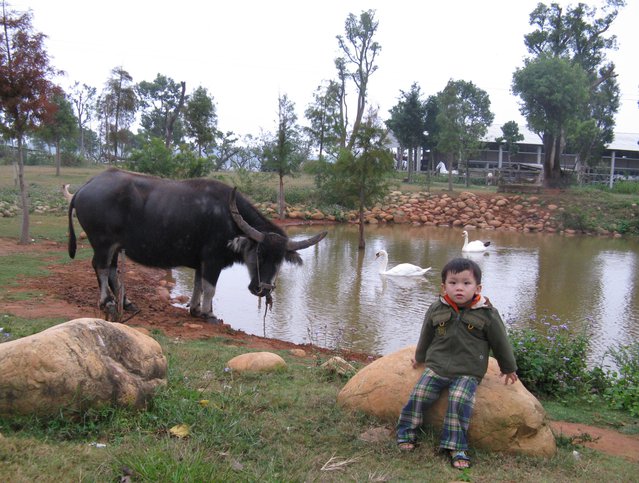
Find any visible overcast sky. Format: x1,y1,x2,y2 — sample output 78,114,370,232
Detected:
8,0,639,138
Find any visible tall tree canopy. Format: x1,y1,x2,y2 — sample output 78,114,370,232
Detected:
261,93,307,220
98,66,137,162
304,80,343,162
184,85,217,158
69,81,96,158
0,3,61,243
514,0,624,187
513,55,590,178
136,73,187,148
495,120,525,163
331,108,394,249
435,79,494,190
386,82,428,182
35,92,77,176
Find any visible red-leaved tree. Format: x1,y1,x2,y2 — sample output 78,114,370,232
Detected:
0,3,61,244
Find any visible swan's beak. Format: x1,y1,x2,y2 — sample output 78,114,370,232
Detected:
375,252,380,259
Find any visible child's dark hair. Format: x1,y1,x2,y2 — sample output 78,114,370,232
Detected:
441,257,482,284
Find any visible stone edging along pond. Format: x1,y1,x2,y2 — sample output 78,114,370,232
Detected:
0,187,632,237
259,190,627,237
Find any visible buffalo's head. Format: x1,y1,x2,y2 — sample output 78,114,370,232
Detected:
227,188,327,298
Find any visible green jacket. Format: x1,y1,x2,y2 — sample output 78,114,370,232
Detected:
414,295,517,381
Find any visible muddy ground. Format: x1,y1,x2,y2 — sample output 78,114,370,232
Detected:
0,236,369,360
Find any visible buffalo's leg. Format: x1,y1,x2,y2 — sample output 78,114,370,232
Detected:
106,251,137,312
188,267,204,317
200,279,219,323
189,265,221,323
93,257,118,321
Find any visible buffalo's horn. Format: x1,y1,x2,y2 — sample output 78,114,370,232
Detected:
286,231,328,251
229,187,265,243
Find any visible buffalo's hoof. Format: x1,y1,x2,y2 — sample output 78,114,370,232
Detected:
103,304,119,322
205,315,222,325
124,301,139,312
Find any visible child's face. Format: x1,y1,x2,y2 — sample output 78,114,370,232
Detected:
442,269,481,306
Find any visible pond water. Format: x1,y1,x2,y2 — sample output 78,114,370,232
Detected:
170,224,639,365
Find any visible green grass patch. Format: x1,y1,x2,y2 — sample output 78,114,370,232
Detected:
0,314,65,340
542,397,639,437
0,213,70,243
0,252,55,286
2,332,639,481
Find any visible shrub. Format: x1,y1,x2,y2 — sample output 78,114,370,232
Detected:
611,180,639,195
600,343,639,416
558,208,597,232
507,315,591,397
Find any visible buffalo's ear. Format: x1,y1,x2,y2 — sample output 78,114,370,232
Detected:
228,236,250,254
285,251,303,265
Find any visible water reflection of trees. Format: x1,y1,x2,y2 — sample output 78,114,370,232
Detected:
176,225,639,361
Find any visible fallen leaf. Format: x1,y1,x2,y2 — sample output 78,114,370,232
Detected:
169,424,190,438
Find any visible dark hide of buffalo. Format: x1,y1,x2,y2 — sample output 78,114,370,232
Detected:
68,168,327,322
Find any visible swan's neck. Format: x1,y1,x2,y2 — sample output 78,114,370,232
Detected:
378,255,388,273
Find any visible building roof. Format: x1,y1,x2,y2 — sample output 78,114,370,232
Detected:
609,132,639,152
485,124,639,153
385,124,639,154
484,124,541,145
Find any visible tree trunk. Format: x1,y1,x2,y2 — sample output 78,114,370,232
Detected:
408,147,415,183
543,131,564,188
165,81,186,148
79,120,85,157
447,153,454,191
17,135,30,245
358,186,365,249
278,174,285,220
55,139,61,176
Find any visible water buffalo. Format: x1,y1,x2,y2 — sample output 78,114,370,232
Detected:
68,168,327,322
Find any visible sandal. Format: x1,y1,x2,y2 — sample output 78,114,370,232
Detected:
450,450,471,469
398,442,416,452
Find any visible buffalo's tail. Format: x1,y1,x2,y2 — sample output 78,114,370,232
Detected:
68,195,77,258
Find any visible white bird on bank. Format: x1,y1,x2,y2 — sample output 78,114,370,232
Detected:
375,249,431,276
462,230,491,252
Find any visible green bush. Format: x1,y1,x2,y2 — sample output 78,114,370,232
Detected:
126,139,211,179
600,343,639,416
126,138,175,177
507,315,591,397
558,208,598,232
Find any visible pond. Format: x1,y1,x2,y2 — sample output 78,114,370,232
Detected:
170,224,639,365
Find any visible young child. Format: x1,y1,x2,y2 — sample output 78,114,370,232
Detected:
396,257,518,469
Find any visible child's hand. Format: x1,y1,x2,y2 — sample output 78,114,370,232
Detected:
501,372,518,385
411,358,420,369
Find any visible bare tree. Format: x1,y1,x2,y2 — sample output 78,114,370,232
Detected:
336,10,381,152
69,81,97,158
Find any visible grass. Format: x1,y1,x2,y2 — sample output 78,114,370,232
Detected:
542,398,639,436
2,332,638,481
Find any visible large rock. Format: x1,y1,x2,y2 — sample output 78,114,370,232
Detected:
0,318,167,417
227,352,287,373
337,346,556,457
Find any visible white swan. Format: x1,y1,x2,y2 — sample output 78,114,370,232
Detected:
375,250,431,276
462,230,491,252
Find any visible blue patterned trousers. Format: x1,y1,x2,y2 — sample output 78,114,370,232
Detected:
396,367,478,451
